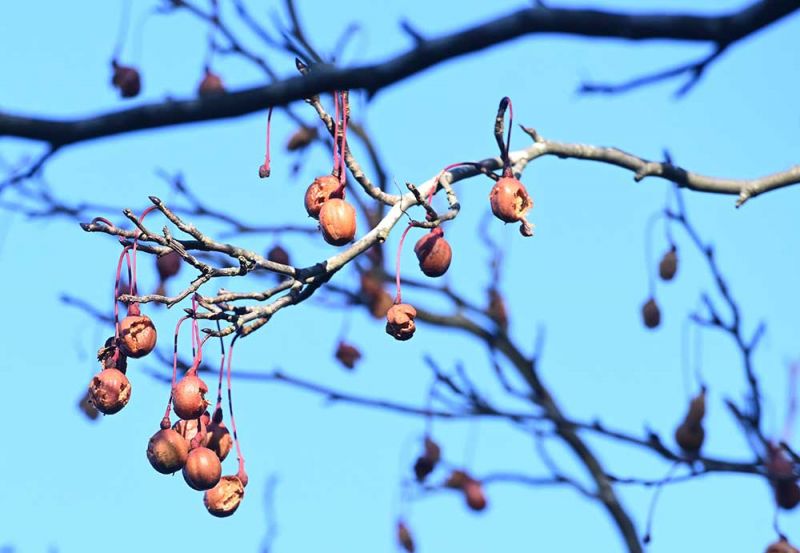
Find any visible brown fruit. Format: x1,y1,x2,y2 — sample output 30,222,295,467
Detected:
767,445,800,510
183,446,222,491
489,177,533,224
775,480,800,510
204,475,245,517
319,198,357,246
445,469,471,490
424,437,441,464
767,539,800,553
304,175,342,219
286,126,318,151
414,227,452,277
172,374,210,420
88,368,131,414
335,341,362,370
156,250,182,281
385,303,417,341
463,479,487,511
267,245,290,266
111,62,141,98
674,390,705,454
118,308,157,358
97,336,127,372
414,456,435,482
397,520,415,553
642,297,661,329
205,420,233,461
659,246,678,281
147,428,189,474
198,70,225,97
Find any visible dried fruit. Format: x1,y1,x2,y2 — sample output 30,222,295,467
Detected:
267,245,290,266
88,368,131,414
659,246,678,281
111,61,141,98
397,520,415,553
766,539,800,553
335,341,362,370
118,304,157,358
413,456,435,482
172,374,210,420
304,175,342,219
156,250,181,281
674,390,705,454
414,227,452,277
172,413,209,442
204,475,245,517
445,469,471,490
205,420,233,461
147,428,189,474
198,69,225,97
489,177,532,224
385,303,417,341
642,297,661,329
286,126,318,151
464,479,487,511
97,336,127,372
183,446,222,491
319,198,357,246
767,445,800,510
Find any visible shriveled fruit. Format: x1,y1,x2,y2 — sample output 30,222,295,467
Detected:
304,175,342,219
335,341,362,370
147,428,189,474
205,420,233,461
172,414,209,443
319,198,356,246
766,539,800,553
445,469,471,490
183,447,222,491
414,456,435,482
489,177,532,224
463,479,487,511
88,368,131,414
414,228,452,277
172,374,210,420
198,70,225,96
286,126,318,151
659,246,678,281
767,445,800,510
156,251,181,281
642,297,661,329
204,475,245,517
97,336,127,372
674,390,705,454
111,62,141,98
397,520,415,553
385,303,417,341
118,306,157,358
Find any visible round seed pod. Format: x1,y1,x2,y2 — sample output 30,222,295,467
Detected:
156,250,182,281
111,62,141,98
489,177,532,224
385,303,417,341
183,447,222,491
172,374,210,420
118,307,157,358
204,475,245,517
147,428,189,474
659,246,678,281
88,368,131,415
304,175,342,219
198,70,225,97
413,228,452,277
319,198,357,246
642,297,661,329
463,479,487,511
205,420,233,462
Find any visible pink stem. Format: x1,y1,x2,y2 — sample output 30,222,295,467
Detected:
165,315,191,421
113,246,133,338
226,334,246,479
332,91,340,175
394,224,414,304
213,321,226,417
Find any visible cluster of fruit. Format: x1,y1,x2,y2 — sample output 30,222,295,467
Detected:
111,60,225,99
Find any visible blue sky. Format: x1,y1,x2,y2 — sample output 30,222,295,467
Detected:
1,1,799,552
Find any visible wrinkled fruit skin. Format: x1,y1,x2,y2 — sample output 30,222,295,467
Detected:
767,539,800,553
642,298,661,329
147,428,189,474
205,421,233,461
118,314,157,358
173,374,210,420
319,199,357,246
397,521,415,553
414,228,452,277
204,475,245,517
183,447,222,491
88,368,131,414
304,175,342,219
386,303,417,341
198,71,225,97
111,64,141,98
286,126,318,151
489,177,532,224
659,247,678,281
463,479,487,511
156,251,182,280
335,341,362,370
